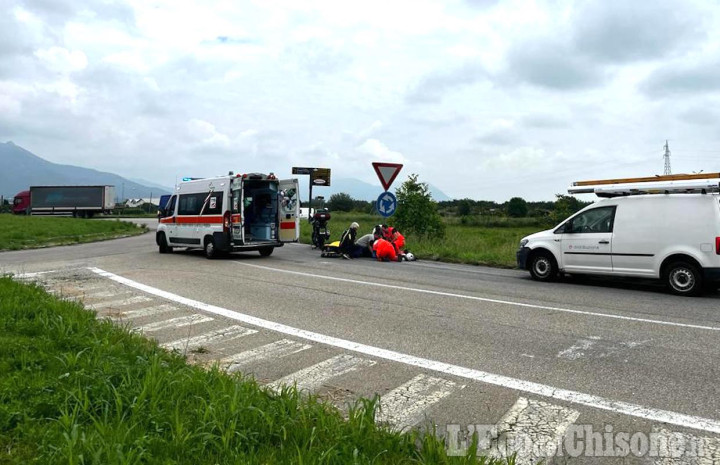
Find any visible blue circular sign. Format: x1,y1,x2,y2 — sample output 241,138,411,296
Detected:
376,191,397,218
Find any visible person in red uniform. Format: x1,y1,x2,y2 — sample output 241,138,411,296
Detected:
372,237,398,262
390,228,405,252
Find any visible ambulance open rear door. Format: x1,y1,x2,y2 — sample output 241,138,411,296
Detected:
278,179,300,242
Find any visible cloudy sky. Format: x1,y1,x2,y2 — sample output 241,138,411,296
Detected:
2,0,720,201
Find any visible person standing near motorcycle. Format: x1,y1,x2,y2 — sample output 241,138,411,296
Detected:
339,222,359,259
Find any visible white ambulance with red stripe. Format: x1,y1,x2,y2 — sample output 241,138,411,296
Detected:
156,172,300,258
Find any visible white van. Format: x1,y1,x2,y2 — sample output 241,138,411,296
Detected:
157,173,300,258
517,182,720,296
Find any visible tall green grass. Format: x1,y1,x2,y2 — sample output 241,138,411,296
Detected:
299,212,541,267
0,215,145,251
0,277,509,464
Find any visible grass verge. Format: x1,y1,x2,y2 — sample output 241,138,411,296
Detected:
0,215,146,251
0,277,509,464
299,212,540,268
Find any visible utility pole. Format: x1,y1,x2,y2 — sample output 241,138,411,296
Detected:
663,140,672,175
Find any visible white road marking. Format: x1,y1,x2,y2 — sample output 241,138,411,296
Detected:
88,267,720,434
652,427,720,464
113,304,178,320
221,339,312,374
135,314,214,332
267,354,376,393
87,295,153,310
233,262,720,332
162,325,257,351
83,290,130,299
558,337,650,360
377,374,462,431
489,397,579,465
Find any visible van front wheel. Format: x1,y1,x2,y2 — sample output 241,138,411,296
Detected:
665,261,703,296
529,252,558,282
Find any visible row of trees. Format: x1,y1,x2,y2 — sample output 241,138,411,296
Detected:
317,187,589,222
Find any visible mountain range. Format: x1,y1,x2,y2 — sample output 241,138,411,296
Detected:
0,141,170,201
0,141,451,202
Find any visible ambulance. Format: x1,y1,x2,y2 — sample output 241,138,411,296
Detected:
156,172,300,258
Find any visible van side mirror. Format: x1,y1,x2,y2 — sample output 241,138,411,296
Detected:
555,222,570,234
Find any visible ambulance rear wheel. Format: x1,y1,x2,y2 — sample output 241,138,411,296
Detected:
204,238,218,259
258,247,274,257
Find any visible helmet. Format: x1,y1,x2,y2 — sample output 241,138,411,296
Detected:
405,252,415,261
350,222,359,229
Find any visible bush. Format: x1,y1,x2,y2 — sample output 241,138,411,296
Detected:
394,174,445,238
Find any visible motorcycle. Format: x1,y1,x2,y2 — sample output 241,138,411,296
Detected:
310,209,331,249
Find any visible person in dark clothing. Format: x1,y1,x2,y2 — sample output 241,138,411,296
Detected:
339,222,359,259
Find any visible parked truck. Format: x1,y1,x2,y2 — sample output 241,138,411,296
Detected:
12,185,116,218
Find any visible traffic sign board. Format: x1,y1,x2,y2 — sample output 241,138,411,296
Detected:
376,191,397,218
372,162,403,192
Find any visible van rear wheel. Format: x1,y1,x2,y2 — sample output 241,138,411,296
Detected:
529,251,558,282
665,261,703,296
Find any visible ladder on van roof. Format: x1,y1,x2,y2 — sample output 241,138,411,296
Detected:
569,173,720,197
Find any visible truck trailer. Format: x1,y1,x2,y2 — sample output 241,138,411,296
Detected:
12,185,116,217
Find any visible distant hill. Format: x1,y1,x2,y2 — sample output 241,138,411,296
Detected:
0,142,171,201
298,177,451,202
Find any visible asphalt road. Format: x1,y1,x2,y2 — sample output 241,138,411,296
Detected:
3,219,720,464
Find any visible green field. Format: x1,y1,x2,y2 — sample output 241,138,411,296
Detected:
0,215,147,251
299,212,543,268
0,277,509,464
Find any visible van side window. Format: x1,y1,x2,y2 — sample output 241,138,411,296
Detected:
203,192,223,215
568,206,616,234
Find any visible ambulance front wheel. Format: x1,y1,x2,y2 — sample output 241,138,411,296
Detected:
258,247,274,257
158,233,173,254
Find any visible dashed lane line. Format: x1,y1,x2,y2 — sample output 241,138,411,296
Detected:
87,295,153,310
376,374,462,431
489,397,580,465
135,314,214,333
162,325,258,351
267,354,376,393
220,339,312,374
87,267,720,434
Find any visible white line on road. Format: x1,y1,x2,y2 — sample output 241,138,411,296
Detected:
83,290,131,299
221,339,312,374
377,374,462,431
88,267,720,434
267,354,376,393
135,314,214,332
162,325,257,351
233,262,720,332
114,304,178,320
490,397,580,465
87,295,153,310
652,427,720,464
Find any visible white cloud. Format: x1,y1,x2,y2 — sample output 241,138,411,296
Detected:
2,0,720,201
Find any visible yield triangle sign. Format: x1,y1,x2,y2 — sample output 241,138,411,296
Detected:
372,162,403,191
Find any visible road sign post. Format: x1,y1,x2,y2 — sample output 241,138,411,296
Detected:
372,162,403,217
292,167,331,220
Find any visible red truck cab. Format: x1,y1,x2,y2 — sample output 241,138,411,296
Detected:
12,190,30,214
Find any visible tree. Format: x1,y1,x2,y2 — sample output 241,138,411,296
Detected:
507,197,528,218
394,174,445,238
327,192,355,212
550,194,591,224
457,198,472,217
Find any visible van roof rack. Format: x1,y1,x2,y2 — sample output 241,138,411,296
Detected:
569,173,720,197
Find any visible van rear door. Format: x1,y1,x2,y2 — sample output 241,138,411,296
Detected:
278,179,300,242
